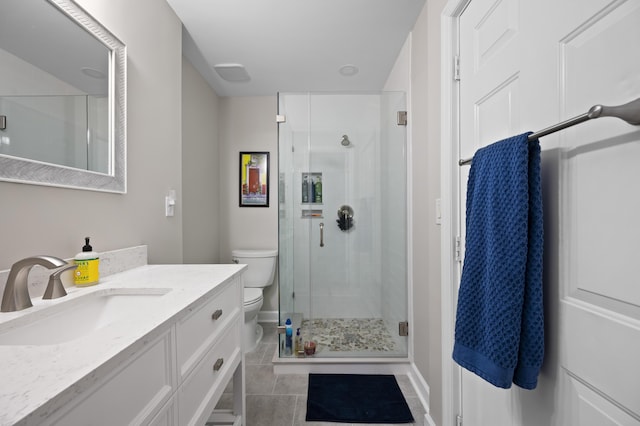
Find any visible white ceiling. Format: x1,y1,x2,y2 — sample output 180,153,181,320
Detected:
166,0,426,97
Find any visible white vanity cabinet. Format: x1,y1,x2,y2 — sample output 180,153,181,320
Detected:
46,328,177,426
176,275,244,426
25,269,245,426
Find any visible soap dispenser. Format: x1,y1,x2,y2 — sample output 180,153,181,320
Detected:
74,237,100,286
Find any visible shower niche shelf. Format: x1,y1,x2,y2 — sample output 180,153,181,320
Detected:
301,209,323,219
301,172,323,204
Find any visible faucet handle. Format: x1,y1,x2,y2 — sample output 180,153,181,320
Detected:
42,264,77,300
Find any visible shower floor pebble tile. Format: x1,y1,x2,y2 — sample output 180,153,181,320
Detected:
301,318,396,352
215,322,426,426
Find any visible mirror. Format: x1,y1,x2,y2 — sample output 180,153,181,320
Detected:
0,0,126,192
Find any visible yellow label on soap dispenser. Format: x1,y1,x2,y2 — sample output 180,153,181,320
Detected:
74,258,99,286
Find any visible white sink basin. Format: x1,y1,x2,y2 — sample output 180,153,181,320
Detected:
0,288,171,346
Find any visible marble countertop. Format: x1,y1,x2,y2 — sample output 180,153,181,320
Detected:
0,263,246,426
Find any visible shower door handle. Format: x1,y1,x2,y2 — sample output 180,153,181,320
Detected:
319,222,324,247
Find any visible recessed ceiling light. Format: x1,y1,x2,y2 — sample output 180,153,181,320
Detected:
213,63,251,82
339,64,359,77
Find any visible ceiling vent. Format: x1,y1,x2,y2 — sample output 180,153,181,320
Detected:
213,63,250,82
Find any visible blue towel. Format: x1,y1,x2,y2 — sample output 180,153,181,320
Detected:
453,132,544,389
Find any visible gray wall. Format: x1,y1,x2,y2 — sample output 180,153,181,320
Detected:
0,0,184,269
411,1,447,424
182,58,221,264
218,96,279,311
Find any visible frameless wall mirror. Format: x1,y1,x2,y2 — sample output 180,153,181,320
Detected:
0,0,127,192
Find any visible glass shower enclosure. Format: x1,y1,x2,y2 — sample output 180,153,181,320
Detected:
278,92,408,358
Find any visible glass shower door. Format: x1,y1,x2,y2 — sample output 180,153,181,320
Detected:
278,92,408,358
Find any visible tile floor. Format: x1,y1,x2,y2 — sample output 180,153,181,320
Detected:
216,322,427,426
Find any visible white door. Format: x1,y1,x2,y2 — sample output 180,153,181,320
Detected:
455,0,640,424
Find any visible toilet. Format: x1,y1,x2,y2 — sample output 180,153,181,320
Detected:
232,249,278,353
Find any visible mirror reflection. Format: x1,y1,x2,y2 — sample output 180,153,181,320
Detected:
0,0,126,192
0,0,110,173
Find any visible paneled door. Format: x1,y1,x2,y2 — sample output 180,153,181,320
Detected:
456,0,640,424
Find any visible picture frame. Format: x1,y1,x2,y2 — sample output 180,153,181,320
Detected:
239,151,270,207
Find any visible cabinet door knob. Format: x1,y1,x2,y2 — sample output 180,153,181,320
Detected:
213,358,224,371
211,309,223,320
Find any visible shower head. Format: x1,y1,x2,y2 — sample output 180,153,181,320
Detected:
340,135,351,147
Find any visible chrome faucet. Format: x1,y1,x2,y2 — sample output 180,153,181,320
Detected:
1,255,68,312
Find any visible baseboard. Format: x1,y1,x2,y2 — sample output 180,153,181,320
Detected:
407,363,437,426
257,310,278,323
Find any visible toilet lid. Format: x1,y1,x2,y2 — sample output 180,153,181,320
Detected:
232,248,278,258
244,288,263,305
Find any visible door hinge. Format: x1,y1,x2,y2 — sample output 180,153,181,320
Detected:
292,291,295,299
454,55,461,81
397,111,407,126
454,236,462,262
276,114,286,123
456,414,463,426
399,321,409,336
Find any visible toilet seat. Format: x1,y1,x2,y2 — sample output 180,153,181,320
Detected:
244,288,263,306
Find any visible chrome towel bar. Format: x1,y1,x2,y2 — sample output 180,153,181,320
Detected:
458,97,640,166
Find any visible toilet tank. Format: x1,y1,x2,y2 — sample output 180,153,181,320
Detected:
231,249,278,288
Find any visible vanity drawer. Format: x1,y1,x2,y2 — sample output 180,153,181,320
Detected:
178,320,242,426
176,277,241,380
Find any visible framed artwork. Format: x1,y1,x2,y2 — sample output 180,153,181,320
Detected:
239,151,269,207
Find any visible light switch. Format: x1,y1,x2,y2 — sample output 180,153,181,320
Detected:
435,198,442,225
165,189,176,217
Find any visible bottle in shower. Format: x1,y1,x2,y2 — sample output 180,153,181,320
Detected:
285,318,292,355
314,175,322,203
302,175,309,203
295,328,303,356
310,175,316,203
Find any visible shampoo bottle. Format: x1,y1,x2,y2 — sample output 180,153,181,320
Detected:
74,237,99,287
302,175,309,203
314,176,322,203
285,318,293,355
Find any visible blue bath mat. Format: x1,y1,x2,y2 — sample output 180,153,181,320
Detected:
306,373,414,423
